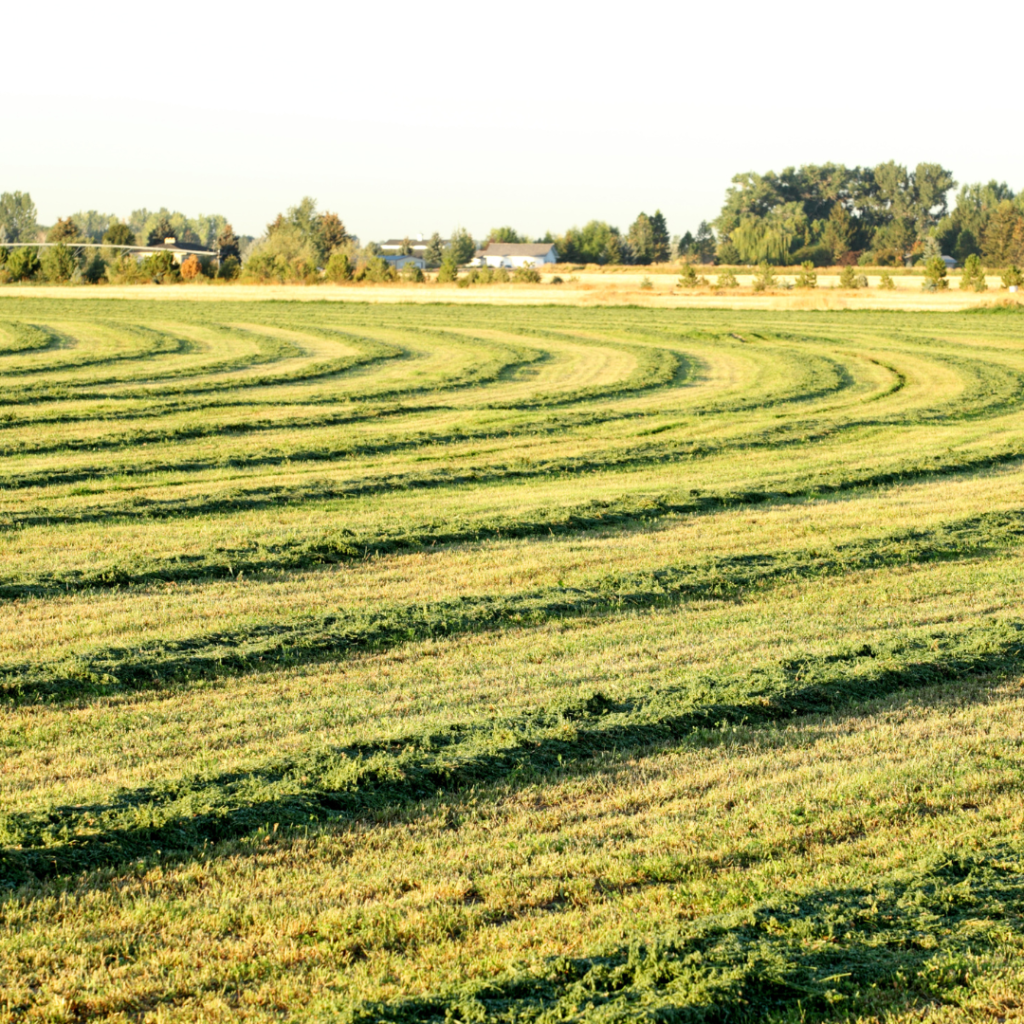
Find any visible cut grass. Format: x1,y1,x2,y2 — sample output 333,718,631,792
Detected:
1,297,1023,1021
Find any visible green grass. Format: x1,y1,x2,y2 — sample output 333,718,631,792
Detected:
1,296,1023,1022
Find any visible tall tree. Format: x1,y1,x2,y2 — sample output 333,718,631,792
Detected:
488,226,524,243
822,204,853,261
147,216,175,245
103,222,136,247
0,191,38,243
693,221,716,263
676,231,694,258
649,210,670,262
981,201,1024,267
447,227,476,265
216,223,240,260
626,213,655,264
318,212,349,256
425,233,445,265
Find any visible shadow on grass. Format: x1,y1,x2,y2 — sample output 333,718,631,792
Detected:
348,845,1024,1023
3,620,1022,890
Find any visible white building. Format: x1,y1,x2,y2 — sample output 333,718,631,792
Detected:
382,254,425,270
472,243,558,269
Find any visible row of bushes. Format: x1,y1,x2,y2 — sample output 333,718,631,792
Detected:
0,245,241,285
677,259,1024,292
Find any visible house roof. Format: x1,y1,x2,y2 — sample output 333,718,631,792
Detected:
380,238,446,249
479,243,556,257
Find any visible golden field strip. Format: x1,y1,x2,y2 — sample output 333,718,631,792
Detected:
1,295,1023,1022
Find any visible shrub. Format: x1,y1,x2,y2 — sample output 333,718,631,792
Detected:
794,261,817,289
959,254,987,292
879,271,896,290
40,243,77,283
752,262,777,292
678,264,697,288
492,266,510,283
513,264,541,283
456,275,471,288
715,269,738,288
639,276,654,290
364,257,396,283
0,245,7,267
402,262,425,283
141,251,180,283
857,251,876,266
324,252,353,282
6,247,41,281
922,256,948,291
790,243,832,267
838,266,858,288
243,251,286,282
180,254,203,281
218,256,240,280
550,275,563,285
436,255,459,283
1001,265,1023,288
106,253,145,284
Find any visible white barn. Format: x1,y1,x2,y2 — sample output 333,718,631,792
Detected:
473,242,558,269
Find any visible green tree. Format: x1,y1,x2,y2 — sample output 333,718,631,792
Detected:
487,226,523,243
216,223,240,261
325,252,353,282
1000,265,1023,288
398,237,413,256
922,256,948,290
677,264,698,287
104,222,136,247
447,227,476,265
715,269,738,287
318,212,349,256
693,221,716,263
822,204,853,262
147,216,175,245
0,191,38,243
70,211,114,242
959,253,987,292
649,210,670,263
6,247,40,280
47,218,79,243
752,262,777,291
425,233,445,265
953,229,979,264
981,201,1024,267
794,261,817,289
437,253,459,282
40,243,77,283
676,231,694,258
626,213,655,264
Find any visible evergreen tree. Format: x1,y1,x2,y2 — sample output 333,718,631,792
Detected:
649,210,670,262
0,191,37,243
103,222,136,247
676,231,694,258
147,216,174,245
447,227,476,265
216,223,240,261
693,221,716,263
47,217,79,243
425,233,445,265
959,253,987,292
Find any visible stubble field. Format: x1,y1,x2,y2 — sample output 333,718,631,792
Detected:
1,295,1023,1022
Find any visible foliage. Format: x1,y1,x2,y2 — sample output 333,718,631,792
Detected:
959,253,987,292
217,255,240,280
146,215,176,245
626,212,655,264
513,264,541,283
5,246,40,280
46,217,79,243
488,226,523,243
216,223,241,260
649,210,670,262
1000,265,1023,288
692,220,716,263
436,254,459,282
362,257,396,283
324,252,354,282
839,265,866,288
878,271,896,289
402,262,425,283
40,242,77,283
142,250,180,283
677,264,698,287
180,255,203,281
922,255,949,290
676,230,693,258
554,221,623,265
981,200,1024,267
424,233,445,265
715,268,738,287
794,261,817,289
821,202,853,261
492,266,510,283
447,227,476,265
103,222,136,247
69,210,115,241
751,261,777,291
639,276,653,290
0,190,38,242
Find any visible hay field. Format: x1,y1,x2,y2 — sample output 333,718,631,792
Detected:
1,296,1023,1022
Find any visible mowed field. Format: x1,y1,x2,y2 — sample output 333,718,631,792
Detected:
1,295,1023,1022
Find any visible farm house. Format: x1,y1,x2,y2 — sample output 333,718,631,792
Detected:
472,242,558,268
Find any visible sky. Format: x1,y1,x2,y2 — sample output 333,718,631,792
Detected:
3,1,1021,243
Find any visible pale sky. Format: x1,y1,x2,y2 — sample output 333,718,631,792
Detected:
3,1,1020,243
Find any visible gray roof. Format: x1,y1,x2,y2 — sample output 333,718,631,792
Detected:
479,242,556,257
